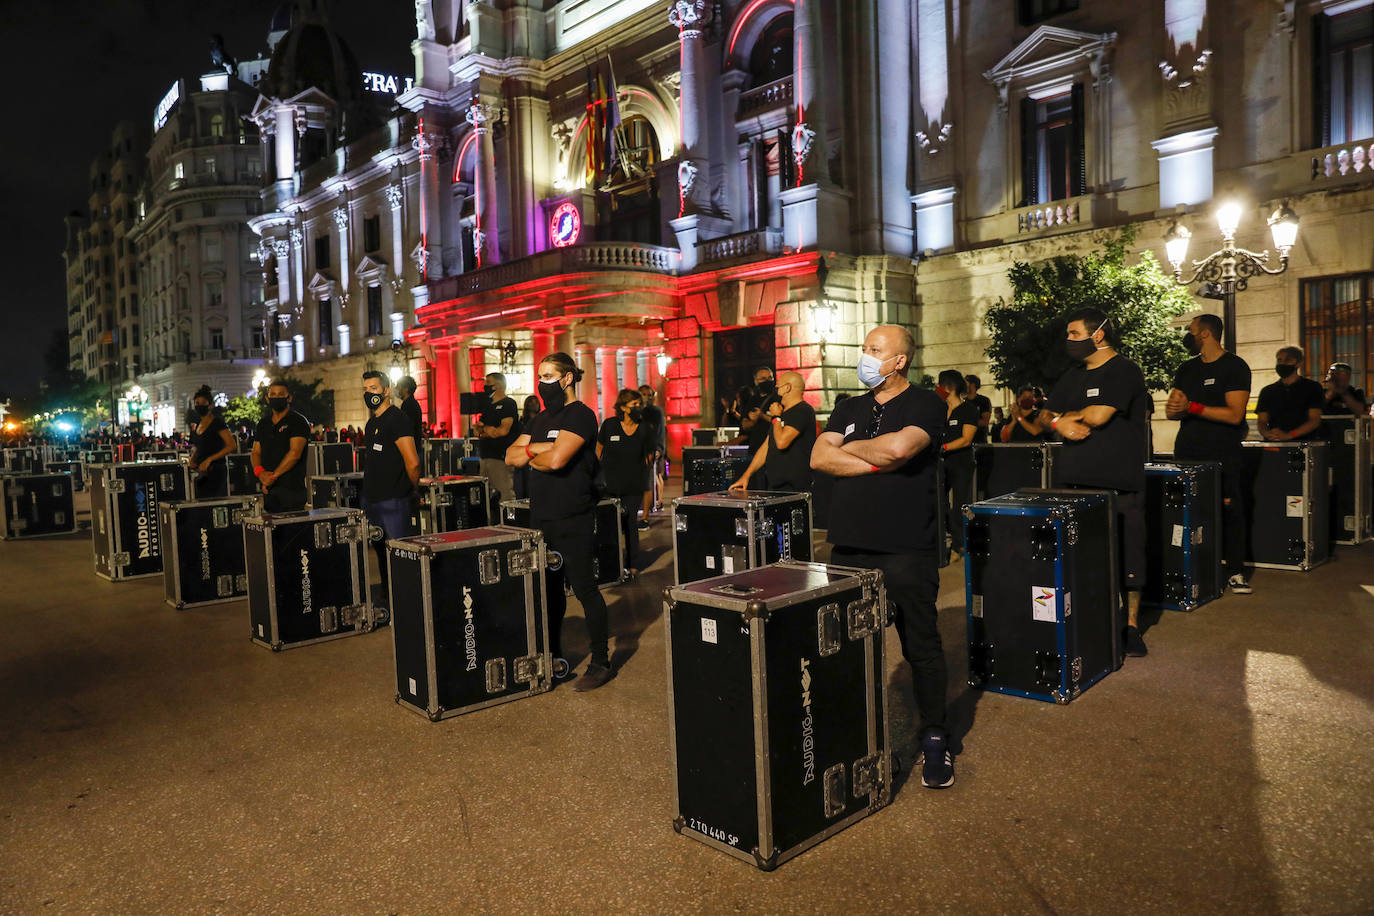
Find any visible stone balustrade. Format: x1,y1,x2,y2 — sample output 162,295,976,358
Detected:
738,77,793,118
1017,199,1081,233
1311,141,1374,181
698,228,784,264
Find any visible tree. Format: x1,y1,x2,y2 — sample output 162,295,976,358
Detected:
984,228,1194,393
222,375,334,433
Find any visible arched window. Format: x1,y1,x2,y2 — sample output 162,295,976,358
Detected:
749,14,793,87
209,113,225,139
600,115,663,245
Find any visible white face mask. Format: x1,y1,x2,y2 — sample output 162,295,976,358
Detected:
857,353,896,389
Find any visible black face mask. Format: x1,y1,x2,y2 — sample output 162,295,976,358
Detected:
538,380,565,410
1183,332,1201,356
628,407,644,422
483,384,495,395
268,397,289,412
756,380,774,395
193,404,210,417
1065,337,1097,362
1275,364,1298,379
363,391,385,411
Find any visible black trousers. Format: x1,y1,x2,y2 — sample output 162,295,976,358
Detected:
608,489,643,572
541,512,612,667
830,545,946,737
943,458,974,551
263,484,307,513
1176,447,1248,576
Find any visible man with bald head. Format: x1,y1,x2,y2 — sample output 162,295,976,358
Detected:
810,324,954,789
730,370,816,493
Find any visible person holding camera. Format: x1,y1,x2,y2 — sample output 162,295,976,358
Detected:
1323,362,1369,415
1002,386,1048,442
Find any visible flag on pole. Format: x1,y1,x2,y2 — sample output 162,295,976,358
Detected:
585,64,598,185
605,55,622,180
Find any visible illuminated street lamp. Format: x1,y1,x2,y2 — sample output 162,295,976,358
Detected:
1161,200,1299,353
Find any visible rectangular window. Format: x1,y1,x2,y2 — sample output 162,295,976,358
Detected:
1302,274,1373,394
201,202,217,218
174,162,185,180
363,215,381,252
1018,0,1078,26
319,298,334,346
209,327,224,350
1021,85,1086,206
367,285,383,336
315,235,331,270
202,156,217,175
203,236,221,262
251,326,265,351
207,281,223,308
1314,7,1374,147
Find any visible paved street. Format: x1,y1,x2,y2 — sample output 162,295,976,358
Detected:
2,490,1372,914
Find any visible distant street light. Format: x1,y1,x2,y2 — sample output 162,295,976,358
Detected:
1161,200,1300,353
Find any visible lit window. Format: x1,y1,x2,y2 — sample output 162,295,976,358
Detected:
1315,7,1374,147
1021,87,1085,205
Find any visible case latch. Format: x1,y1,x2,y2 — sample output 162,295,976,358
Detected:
674,513,688,532
216,575,236,597
485,658,507,694
513,654,545,684
817,603,842,657
159,472,177,490
319,606,338,633
113,551,130,568
340,604,385,631
822,763,847,818
508,547,540,576
108,478,127,494
846,597,879,641
852,753,883,798
469,487,483,505
479,549,501,585
314,523,334,549
212,506,232,528
434,491,453,507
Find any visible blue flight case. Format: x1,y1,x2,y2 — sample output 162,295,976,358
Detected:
964,490,1123,704
1142,460,1223,612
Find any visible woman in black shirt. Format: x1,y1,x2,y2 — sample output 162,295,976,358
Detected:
597,388,650,577
505,353,615,693
188,384,237,498
511,395,542,499
939,370,980,557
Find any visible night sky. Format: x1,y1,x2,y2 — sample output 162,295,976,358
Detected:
0,0,414,397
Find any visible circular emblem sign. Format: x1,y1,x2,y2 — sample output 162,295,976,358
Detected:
550,201,581,248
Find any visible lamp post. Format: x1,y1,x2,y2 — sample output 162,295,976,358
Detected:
1161,201,1300,354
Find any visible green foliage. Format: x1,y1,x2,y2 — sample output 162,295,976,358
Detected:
911,373,937,391
984,228,1194,393
223,375,334,432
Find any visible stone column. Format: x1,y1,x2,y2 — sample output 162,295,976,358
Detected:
576,348,600,415
333,203,350,310
792,0,827,184
412,128,442,279
432,342,456,437
385,180,405,283
273,105,296,181
618,347,639,392
598,346,619,419
668,0,711,212
467,103,500,267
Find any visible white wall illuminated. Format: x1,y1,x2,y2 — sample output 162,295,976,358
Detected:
1163,0,1205,54
917,0,949,129
913,186,956,253
1151,127,1218,209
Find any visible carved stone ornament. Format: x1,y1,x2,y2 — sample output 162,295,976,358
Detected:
333,206,349,231
414,0,436,41
271,239,291,259
257,241,274,264
1159,48,1213,89
289,227,303,250
466,103,495,133
677,159,699,197
668,0,710,37
916,122,954,155
791,122,817,170
384,184,404,210
410,241,429,274
551,121,574,156
472,228,487,256
294,109,307,137
411,132,439,160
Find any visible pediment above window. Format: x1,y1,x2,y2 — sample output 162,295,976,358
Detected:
306,271,336,299
984,26,1118,110
355,255,388,282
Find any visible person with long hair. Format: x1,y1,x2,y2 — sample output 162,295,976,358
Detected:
597,388,651,577
511,395,542,499
506,353,615,692
188,385,237,498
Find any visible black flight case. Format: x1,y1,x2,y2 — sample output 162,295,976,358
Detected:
309,472,364,509
1241,441,1331,570
225,452,260,496
963,490,1123,704
306,441,355,477
137,450,181,463
422,438,470,478
665,560,890,870
671,490,812,584
387,526,552,721
160,496,260,609
1142,460,1223,612
1,447,38,473
46,460,86,492
1323,415,1371,544
499,497,627,588
243,508,383,650
1,472,76,540
89,461,192,581
970,441,1062,503
685,455,752,496
418,475,491,534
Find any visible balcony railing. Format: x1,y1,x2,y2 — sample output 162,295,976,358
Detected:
1017,198,1083,233
698,228,784,265
1311,140,1374,182
738,77,794,119
428,242,679,301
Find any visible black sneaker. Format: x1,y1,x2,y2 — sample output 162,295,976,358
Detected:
1124,625,1148,657
574,662,615,692
1228,573,1253,595
920,731,955,789
637,520,650,531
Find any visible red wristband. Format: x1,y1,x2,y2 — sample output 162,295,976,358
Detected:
525,443,534,459
941,443,948,452
1050,416,1061,429
869,464,880,473
254,465,264,475
1188,401,1206,415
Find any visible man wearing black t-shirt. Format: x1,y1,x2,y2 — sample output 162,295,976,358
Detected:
1323,362,1369,416
252,382,311,512
362,371,421,599
1045,307,1151,657
1167,313,1253,594
730,371,815,493
1257,347,1324,441
811,325,954,789
474,372,518,502
964,375,993,444
396,375,424,442
939,371,980,556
